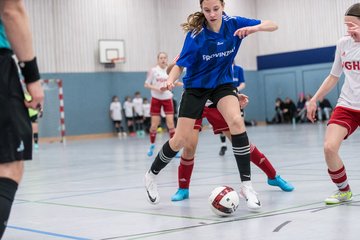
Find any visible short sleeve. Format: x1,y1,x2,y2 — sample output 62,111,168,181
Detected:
145,68,154,84
176,32,197,68
330,42,343,77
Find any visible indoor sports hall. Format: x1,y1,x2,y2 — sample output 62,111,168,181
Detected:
2,0,360,239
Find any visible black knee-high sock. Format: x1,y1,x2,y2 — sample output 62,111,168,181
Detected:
33,133,39,144
220,133,226,143
150,141,178,174
0,178,18,239
231,132,251,182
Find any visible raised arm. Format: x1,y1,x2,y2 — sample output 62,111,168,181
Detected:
234,20,278,38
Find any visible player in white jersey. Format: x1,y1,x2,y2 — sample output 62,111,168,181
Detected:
123,96,135,136
132,91,145,136
307,3,360,205
144,52,177,157
110,96,125,137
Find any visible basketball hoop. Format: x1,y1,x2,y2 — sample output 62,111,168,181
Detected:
104,57,125,68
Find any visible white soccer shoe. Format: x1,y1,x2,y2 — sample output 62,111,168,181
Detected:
144,170,160,204
240,181,261,211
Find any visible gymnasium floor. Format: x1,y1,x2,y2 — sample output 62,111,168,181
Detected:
3,123,360,240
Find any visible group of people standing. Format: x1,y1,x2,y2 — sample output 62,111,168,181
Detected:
110,93,151,137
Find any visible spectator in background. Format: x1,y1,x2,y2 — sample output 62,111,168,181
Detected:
143,98,151,134
317,97,333,121
282,97,297,123
123,96,135,136
267,97,285,124
296,93,307,122
133,91,145,136
110,96,125,137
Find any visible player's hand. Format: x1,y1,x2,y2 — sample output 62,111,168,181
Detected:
237,94,249,109
346,22,360,42
25,81,44,113
234,25,259,39
160,81,175,91
306,99,317,123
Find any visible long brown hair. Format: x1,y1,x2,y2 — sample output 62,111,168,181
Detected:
181,0,224,34
346,3,360,18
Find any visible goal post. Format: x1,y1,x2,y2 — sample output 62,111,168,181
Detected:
39,79,66,144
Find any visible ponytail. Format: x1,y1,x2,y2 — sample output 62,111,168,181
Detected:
181,11,206,34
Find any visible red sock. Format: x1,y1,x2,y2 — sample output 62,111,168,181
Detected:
250,144,277,179
178,157,194,189
150,130,157,144
328,166,350,191
169,128,175,139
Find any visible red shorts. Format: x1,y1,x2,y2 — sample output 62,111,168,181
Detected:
328,106,360,139
194,107,229,134
150,97,174,116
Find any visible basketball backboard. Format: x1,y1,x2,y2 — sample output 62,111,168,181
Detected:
99,39,125,64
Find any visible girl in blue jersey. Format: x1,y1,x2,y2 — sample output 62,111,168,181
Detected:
145,0,277,210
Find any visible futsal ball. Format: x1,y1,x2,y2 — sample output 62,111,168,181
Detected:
209,186,239,217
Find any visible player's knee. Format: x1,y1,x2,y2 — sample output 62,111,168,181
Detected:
323,141,337,157
0,161,24,184
183,145,196,158
226,115,244,130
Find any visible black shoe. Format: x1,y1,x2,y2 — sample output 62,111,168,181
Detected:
219,146,227,156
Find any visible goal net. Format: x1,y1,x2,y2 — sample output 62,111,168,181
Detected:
38,79,66,143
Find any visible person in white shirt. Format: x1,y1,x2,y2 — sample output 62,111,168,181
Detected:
132,91,145,136
123,96,135,136
110,96,125,137
144,52,176,156
307,3,360,205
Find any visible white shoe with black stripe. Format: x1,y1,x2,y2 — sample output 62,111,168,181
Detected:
240,181,261,211
145,170,160,204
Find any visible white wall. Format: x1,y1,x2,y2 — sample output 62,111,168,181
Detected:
255,0,358,55
25,0,160,73
24,0,359,72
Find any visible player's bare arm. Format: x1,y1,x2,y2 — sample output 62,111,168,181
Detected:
1,0,44,111
234,20,278,38
307,74,339,122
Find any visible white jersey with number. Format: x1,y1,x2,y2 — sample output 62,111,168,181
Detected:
331,36,360,110
145,65,173,100
110,102,122,121
133,97,143,116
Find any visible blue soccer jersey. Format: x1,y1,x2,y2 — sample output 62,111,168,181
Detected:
176,14,260,89
233,65,245,87
0,19,11,49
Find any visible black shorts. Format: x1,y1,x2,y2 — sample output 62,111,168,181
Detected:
0,49,32,163
30,114,38,123
178,83,237,119
113,120,121,125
